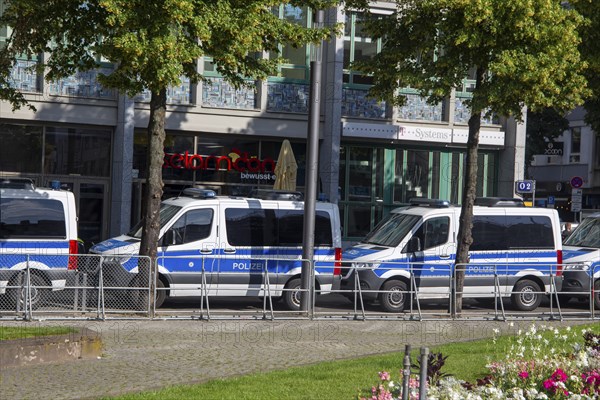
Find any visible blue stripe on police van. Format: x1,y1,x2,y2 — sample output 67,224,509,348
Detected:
342,247,383,260
90,239,134,253
0,242,69,249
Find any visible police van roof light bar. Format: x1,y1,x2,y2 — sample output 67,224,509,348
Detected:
475,197,524,207
408,198,450,208
182,188,217,199
249,189,304,201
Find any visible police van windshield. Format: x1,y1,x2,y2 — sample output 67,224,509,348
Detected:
362,213,420,247
564,217,600,248
127,204,182,239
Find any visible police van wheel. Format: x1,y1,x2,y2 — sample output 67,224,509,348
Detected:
379,280,407,313
511,279,542,311
283,278,302,311
10,273,48,310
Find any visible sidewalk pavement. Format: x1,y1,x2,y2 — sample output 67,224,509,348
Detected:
0,319,590,399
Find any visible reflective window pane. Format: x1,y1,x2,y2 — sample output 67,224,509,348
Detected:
405,150,429,200
45,127,111,177
346,205,371,237
0,124,43,173
348,147,372,201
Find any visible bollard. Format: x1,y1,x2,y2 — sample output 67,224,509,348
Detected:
402,344,411,400
419,347,429,400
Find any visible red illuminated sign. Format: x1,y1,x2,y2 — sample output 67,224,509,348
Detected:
163,148,276,173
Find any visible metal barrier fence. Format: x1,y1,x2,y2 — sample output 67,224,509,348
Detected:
0,254,598,321
0,254,152,320
152,255,315,320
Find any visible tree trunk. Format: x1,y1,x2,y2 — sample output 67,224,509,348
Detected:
138,88,167,314
451,68,483,317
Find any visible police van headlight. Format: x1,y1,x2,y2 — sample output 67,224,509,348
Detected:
352,262,379,270
563,263,590,271
102,256,131,265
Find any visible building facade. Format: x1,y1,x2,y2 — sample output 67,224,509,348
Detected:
0,4,526,247
529,106,600,222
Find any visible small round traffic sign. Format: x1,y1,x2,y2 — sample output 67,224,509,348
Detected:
570,176,584,188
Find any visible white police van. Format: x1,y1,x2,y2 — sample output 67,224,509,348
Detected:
561,212,600,309
90,189,342,310
0,179,79,308
341,198,563,312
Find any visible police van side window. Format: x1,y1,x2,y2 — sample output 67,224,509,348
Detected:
505,216,554,249
170,209,213,245
225,208,333,247
225,209,278,246
0,198,66,239
471,216,507,251
470,215,555,251
412,217,450,250
278,210,333,246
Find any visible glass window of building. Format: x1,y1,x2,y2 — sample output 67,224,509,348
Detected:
0,124,43,174
595,135,600,168
133,132,305,197
339,144,497,241
343,12,381,86
570,127,581,163
270,5,311,81
44,127,111,177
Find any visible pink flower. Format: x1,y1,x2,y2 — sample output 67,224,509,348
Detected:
409,377,420,388
543,379,556,391
551,368,568,382
378,371,390,381
518,371,529,379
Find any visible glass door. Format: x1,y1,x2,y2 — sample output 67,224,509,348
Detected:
46,177,109,250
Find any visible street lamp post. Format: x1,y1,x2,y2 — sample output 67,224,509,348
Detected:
300,9,324,312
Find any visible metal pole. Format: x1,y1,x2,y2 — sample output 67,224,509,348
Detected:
301,9,324,312
402,344,412,400
418,347,429,400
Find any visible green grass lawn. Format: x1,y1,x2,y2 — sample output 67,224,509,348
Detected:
111,323,600,400
0,325,77,341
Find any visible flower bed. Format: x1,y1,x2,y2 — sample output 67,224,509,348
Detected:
361,325,600,400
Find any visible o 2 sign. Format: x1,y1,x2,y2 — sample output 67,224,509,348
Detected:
515,180,536,194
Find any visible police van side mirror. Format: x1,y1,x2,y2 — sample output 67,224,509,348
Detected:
162,230,175,246
402,236,422,253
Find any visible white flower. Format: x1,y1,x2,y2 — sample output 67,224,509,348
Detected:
493,328,500,334
525,387,538,396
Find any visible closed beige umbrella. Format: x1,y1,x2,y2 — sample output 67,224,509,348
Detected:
274,140,298,191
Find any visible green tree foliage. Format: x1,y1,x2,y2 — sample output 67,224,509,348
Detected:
525,108,569,177
0,0,339,311
571,0,600,134
347,0,589,313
